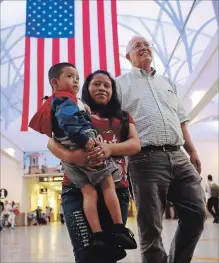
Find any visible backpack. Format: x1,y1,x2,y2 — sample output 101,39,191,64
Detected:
14,208,20,216
210,183,219,197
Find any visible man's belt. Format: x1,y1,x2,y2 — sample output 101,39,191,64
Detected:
141,145,180,152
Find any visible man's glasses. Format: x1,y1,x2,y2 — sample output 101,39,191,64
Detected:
132,42,153,51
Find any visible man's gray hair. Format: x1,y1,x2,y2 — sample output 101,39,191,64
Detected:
126,35,147,55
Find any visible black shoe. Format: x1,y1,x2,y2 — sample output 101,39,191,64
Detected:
111,224,137,250
109,244,127,261
86,231,127,262
91,232,109,250
213,217,219,224
85,246,126,263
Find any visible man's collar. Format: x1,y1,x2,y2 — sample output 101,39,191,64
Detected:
131,67,156,77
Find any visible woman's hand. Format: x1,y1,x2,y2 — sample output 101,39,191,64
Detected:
98,143,112,159
47,138,103,168
87,142,112,164
86,142,111,171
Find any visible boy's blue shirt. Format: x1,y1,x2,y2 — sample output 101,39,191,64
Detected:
51,96,92,147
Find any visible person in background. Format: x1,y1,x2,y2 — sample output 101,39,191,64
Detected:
205,174,219,223
57,162,63,173
8,201,17,229
0,201,4,231
45,206,52,222
3,201,10,215
35,206,42,225
115,35,206,263
2,201,10,228
165,201,177,220
59,204,65,224
0,201,4,212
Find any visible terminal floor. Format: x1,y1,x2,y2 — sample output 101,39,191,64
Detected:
1,218,218,262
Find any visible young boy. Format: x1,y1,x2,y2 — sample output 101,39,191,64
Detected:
29,63,136,252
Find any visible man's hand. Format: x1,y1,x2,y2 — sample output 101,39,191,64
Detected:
190,151,201,174
181,122,201,174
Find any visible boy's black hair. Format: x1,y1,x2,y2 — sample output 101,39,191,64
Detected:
48,62,76,87
82,70,130,142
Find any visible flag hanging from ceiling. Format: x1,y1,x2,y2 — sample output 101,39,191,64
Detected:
21,0,121,131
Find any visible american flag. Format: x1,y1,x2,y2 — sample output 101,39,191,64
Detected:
21,0,120,131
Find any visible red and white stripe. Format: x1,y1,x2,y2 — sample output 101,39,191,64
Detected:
21,0,120,131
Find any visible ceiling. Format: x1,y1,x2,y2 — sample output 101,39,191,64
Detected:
0,0,218,148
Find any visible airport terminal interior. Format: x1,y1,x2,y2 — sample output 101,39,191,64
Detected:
1,0,219,262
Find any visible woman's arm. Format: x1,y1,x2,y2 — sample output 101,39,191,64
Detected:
88,123,141,161
109,123,141,156
47,139,84,164
47,139,103,167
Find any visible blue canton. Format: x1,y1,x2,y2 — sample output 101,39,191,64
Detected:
26,0,75,38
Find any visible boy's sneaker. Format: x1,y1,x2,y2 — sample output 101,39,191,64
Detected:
213,217,219,224
110,224,137,250
90,232,109,251
87,231,127,262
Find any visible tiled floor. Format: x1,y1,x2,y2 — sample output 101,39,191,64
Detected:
1,218,218,262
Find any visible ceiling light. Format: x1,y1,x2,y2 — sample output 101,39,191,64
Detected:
190,91,205,108
208,120,218,130
4,148,15,157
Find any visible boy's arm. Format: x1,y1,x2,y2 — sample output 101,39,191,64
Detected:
53,97,91,147
47,138,104,168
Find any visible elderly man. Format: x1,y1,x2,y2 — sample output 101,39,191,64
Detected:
116,35,206,263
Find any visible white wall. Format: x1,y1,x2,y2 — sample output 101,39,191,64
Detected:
1,118,49,152
0,151,23,207
1,130,24,162
194,141,219,184
0,131,24,211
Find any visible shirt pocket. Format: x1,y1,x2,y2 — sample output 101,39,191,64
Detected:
166,89,178,111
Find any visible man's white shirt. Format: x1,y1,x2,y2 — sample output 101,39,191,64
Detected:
116,67,189,147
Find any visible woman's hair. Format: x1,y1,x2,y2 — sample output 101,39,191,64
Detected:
82,70,129,142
